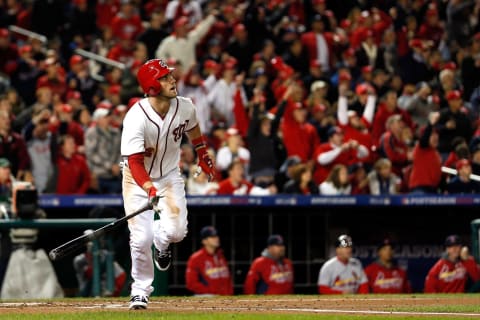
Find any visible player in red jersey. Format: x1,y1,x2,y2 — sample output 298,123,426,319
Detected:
185,226,233,295
424,235,480,293
244,235,294,295
364,239,412,293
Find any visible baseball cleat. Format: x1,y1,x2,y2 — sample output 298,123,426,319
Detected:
129,295,149,310
154,248,171,271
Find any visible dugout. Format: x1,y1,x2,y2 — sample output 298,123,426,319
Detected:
31,194,480,295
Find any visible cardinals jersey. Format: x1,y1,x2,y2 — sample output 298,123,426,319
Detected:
424,256,480,293
364,261,412,293
244,253,294,295
121,97,198,179
185,248,233,295
318,257,368,294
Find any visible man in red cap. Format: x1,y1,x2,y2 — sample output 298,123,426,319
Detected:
445,159,480,194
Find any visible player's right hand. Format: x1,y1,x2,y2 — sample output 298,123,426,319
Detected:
148,186,161,212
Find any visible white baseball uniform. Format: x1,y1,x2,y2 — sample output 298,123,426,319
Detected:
318,256,368,293
121,96,198,297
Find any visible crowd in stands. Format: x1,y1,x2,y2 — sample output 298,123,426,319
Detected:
1,0,480,196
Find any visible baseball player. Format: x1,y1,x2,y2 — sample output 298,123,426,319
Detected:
424,234,480,293
185,226,233,295
121,59,215,309
244,234,294,295
364,238,412,293
317,234,369,294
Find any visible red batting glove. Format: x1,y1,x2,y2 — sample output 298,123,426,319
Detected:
197,147,215,181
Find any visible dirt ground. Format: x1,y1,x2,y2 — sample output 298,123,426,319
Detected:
0,295,479,316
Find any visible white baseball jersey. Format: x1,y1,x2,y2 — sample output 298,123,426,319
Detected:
318,256,368,293
121,96,198,297
121,96,198,178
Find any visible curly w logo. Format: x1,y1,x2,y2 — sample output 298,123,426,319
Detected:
172,120,189,142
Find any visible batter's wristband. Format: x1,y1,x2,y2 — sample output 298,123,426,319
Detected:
191,137,207,151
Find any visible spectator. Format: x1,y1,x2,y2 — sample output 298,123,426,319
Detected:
371,90,414,148
84,108,122,194
216,128,250,178
0,110,32,182
185,226,233,296
36,58,67,105
437,90,473,158
445,159,480,194
247,94,284,186
319,163,351,195
367,158,401,195
364,238,412,293
317,234,369,294
55,134,90,194
207,61,248,128
313,126,368,185
377,114,412,178
337,82,375,165
216,159,276,196
424,234,480,293
283,163,319,194
50,103,85,153
301,14,334,73
22,108,56,193
155,13,217,71
244,234,294,295
138,10,169,60
408,112,443,194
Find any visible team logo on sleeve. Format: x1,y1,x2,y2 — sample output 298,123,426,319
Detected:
172,120,189,142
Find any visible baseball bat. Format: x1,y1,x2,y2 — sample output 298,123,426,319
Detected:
48,203,152,261
441,166,480,182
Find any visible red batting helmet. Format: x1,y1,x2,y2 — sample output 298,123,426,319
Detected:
136,59,175,96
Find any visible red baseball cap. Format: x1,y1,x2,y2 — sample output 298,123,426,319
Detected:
355,83,370,95
339,70,352,82
69,54,84,67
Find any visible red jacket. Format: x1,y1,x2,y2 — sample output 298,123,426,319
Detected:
424,256,480,293
408,143,442,191
364,261,412,294
185,248,233,295
56,154,91,194
300,31,334,69
244,253,294,295
281,101,320,163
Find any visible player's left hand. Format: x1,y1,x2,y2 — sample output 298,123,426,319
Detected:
196,152,216,182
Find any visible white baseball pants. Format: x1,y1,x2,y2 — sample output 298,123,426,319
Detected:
122,167,188,296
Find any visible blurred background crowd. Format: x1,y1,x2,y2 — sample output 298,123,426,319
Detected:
1,0,480,196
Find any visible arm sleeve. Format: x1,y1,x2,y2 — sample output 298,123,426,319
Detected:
318,148,342,165
363,95,376,124
337,96,348,125
463,258,480,282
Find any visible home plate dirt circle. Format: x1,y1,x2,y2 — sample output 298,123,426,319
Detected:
0,296,479,317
